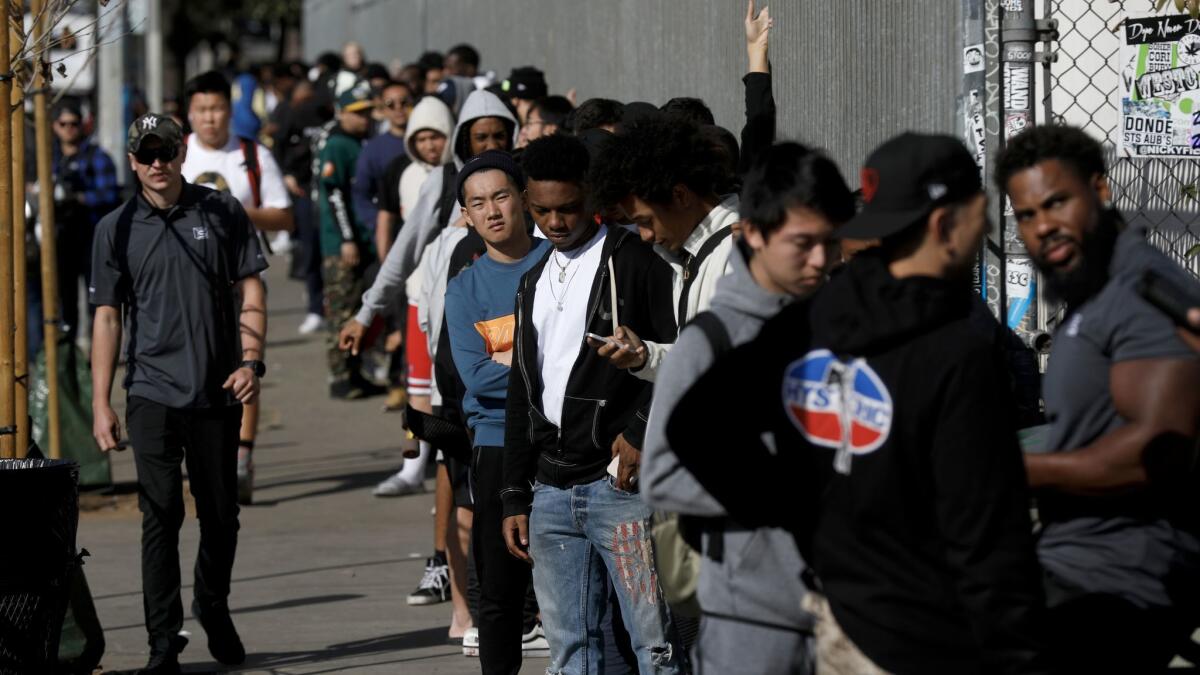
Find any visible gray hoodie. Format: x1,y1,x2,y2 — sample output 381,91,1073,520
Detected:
642,241,813,633
355,90,518,326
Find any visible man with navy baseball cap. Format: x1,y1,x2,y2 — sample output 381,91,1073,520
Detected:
663,133,1056,673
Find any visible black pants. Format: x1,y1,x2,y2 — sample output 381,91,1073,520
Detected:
127,396,243,652
471,445,533,675
291,193,324,316
1045,570,1195,673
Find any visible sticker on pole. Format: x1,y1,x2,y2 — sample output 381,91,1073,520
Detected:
781,350,893,474
1117,12,1200,157
1005,257,1037,331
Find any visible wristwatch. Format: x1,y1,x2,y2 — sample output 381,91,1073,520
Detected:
240,359,266,378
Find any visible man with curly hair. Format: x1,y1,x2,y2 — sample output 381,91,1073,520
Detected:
996,124,1200,672
588,116,740,488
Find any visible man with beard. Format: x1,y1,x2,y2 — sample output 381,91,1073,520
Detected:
997,125,1200,672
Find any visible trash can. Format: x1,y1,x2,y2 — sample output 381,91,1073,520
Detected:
0,458,79,674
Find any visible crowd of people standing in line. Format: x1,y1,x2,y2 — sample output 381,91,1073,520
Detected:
78,1,1200,673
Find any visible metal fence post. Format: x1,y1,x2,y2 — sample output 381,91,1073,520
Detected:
1000,0,1039,343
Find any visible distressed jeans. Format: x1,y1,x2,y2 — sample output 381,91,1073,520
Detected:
529,476,682,674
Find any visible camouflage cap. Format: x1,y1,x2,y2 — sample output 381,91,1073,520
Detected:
127,113,183,153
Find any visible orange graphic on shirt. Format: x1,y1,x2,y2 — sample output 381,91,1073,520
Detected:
475,314,515,354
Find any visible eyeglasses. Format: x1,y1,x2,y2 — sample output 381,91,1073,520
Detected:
384,99,415,110
133,144,179,166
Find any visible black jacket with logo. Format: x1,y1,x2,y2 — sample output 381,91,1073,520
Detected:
665,251,1053,675
501,226,675,518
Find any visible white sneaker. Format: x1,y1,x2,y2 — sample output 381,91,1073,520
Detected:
270,231,294,254
462,627,479,657
522,623,550,657
298,313,327,335
372,472,426,497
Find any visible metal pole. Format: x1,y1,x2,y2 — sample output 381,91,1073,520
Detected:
1000,0,1038,341
982,0,1005,321
12,15,28,458
146,0,162,112
0,0,16,459
97,0,127,187
33,0,61,459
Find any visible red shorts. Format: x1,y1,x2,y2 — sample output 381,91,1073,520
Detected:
405,303,432,396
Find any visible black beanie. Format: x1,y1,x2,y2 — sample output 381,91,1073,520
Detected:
503,66,548,100
456,150,525,205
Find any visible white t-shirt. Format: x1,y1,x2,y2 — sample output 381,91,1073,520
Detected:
533,226,607,427
182,134,291,211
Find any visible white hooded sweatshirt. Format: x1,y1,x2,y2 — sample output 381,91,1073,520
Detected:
355,89,519,326
398,96,455,217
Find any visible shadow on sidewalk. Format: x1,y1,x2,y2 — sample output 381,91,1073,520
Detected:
102,593,365,632
248,465,398,507
142,626,456,674
92,556,419,602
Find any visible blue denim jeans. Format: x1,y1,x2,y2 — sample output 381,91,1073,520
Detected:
529,476,682,674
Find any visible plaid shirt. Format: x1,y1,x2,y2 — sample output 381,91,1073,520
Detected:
53,137,120,226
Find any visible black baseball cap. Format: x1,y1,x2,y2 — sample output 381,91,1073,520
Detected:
837,132,982,240
127,113,183,153
456,150,525,204
502,66,548,101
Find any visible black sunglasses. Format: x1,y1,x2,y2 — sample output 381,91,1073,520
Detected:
133,144,179,166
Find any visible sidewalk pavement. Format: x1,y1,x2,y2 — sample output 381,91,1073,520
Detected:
82,259,548,674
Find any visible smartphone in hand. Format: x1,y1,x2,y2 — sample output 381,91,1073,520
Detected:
586,332,634,352
1137,268,1200,332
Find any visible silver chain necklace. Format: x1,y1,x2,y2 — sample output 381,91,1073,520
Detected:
548,252,583,312
551,249,573,283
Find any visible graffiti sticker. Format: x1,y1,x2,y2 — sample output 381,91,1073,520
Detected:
1118,11,1200,156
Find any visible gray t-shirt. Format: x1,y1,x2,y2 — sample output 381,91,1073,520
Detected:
1038,223,1200,609
90,183,268,409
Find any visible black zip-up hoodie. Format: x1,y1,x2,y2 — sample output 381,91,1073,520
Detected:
665,250,1053,675
502,226,676,518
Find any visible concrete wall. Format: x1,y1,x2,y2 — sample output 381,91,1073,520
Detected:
303,0,963,176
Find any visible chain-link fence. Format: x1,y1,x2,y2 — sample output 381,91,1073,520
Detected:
1050,0,1200,279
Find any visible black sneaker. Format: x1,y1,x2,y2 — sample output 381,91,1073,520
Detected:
406,555,450,606
191,599,246,665
137,634,187,675
329,378,387,400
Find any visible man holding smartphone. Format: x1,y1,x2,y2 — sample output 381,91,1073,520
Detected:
500,135,679,673
90,113,267,674
997,125,1200,672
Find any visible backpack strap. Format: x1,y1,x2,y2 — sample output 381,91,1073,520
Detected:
435,162,459,230
687,311,732,356
677,225,733,326
239,137,262,209
679,309,733,562
236,136,275,256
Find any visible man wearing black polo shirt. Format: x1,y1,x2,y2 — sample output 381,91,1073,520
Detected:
90,113,267,675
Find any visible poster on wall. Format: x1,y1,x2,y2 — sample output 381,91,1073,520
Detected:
1118,11,1200,157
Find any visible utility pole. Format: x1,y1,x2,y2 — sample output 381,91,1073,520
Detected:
0,0,16,459
1000,0,1038,340
146,0,162,111
33,0,61,459
98,0,127,187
